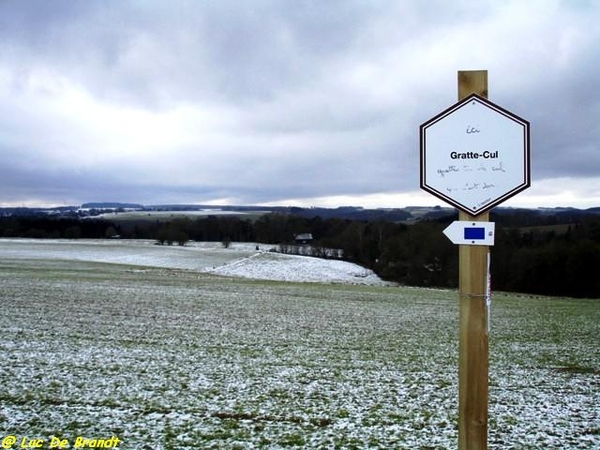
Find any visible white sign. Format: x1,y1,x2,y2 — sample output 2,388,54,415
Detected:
443,221,495,246
420,93,530,215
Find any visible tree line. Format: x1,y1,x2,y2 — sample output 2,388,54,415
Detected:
1,211,599,298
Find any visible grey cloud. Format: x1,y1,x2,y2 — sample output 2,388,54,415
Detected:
0,1,599,207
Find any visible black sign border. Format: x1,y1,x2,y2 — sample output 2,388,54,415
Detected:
419,93,531,216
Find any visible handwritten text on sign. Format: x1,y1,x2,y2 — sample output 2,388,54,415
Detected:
420,95,529,214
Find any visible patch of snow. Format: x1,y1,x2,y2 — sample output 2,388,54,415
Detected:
208,251,384,285
0,239,387,285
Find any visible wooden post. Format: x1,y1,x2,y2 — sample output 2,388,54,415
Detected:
457,70,489,450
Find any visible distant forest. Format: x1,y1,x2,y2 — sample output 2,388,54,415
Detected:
1,209,599,298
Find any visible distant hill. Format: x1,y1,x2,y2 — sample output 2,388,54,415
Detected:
2,201,599,297
1,202,599,223
81,202,144,209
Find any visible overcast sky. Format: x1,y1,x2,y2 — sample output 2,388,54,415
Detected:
1,0,599,209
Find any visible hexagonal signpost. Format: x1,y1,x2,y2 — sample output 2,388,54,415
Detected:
420,93,530,215
419,71,530,450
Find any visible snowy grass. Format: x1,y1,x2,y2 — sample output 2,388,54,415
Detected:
0,242,598,449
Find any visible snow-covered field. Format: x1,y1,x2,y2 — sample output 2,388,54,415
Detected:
0,239,384,285
0,239,598,449
93,209,261,221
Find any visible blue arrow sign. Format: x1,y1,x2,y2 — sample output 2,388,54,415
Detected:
443,221,495,246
